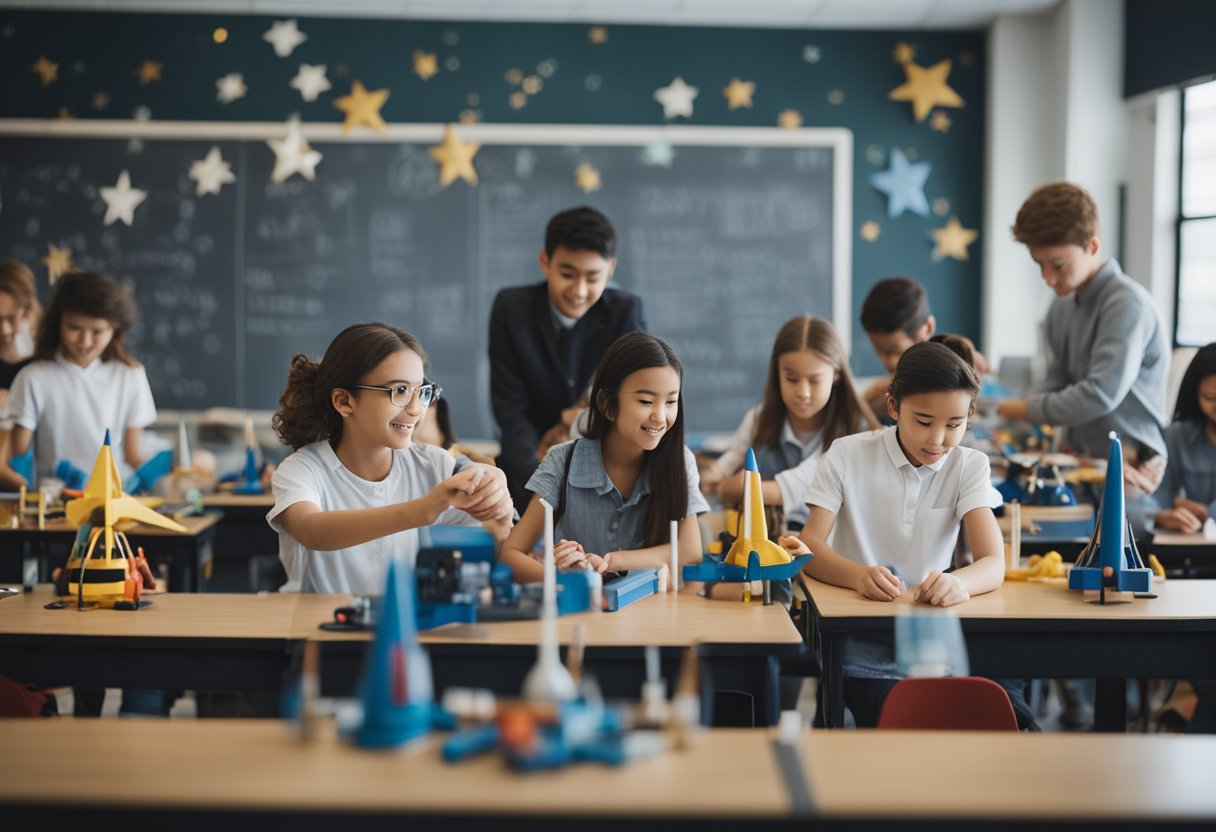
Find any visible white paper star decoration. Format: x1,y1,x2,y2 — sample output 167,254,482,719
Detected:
188,147,236,196
263,19,307,58
641,141,675,168
267,117,323,183
99,170,147,226
654,76,698,120
291,63,331,102
216,73,246,104
868,147,932,218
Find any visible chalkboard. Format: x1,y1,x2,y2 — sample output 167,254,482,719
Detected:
0,123,850,437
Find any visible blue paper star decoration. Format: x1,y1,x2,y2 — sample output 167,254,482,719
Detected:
868,147,931,219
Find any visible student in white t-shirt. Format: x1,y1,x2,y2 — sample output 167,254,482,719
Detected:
798,337,1027,728
268,323,514,594
6,271,156,487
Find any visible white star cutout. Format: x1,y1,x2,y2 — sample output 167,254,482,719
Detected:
216,72,246,104
263,19,307,58
641,141,675,168
188,146,236,197
267,117,323,183
290,63,331,102
99,170,147,226
654,76,698,119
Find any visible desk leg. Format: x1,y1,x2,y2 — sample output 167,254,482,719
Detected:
822,633,845,728
1094,678,1127,732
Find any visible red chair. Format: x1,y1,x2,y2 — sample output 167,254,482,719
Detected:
877,677,1018,731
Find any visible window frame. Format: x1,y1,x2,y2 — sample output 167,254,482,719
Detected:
1175,78,1216,348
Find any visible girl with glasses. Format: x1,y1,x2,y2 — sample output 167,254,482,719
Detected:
268,322,514,594
499,332,709,582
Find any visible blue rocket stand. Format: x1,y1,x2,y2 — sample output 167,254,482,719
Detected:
355,560,452,748
1067,433,1152,601
231,447,265,495
683,551,812,584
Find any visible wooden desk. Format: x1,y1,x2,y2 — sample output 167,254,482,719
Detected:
2,721,1214,827
0,586,802,726
802,577,1216,731
0,513,221,593
1150,530,1216,578
316,590,805,726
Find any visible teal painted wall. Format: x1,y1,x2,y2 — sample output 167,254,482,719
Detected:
0,10,986,378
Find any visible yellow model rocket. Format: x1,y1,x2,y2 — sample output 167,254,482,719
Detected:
61,431,186,605
724,449,793,568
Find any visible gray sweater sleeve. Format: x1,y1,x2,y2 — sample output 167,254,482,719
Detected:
1027,291,1155,426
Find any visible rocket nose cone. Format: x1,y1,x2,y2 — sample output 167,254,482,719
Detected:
745,447,758,473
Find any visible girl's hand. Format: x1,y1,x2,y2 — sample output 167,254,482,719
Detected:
585,552,612,573
913,571,969,606
1175,497,1209,523
457,464,514,521
1156,506,1204,533
856,565,902,601
778,534,810,557
553,539,587,570
428,468,484,521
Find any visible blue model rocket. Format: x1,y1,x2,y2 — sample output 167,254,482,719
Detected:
1067,432,1152,598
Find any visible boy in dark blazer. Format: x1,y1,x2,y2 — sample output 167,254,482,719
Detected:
489,206,645,509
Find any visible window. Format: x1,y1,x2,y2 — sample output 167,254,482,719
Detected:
1177,79,1216,346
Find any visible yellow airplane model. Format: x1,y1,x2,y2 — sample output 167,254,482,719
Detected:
60,431,186,608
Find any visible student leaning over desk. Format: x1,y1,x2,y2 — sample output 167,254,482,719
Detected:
267,323,514,595
499,332,708,583
798,338,1034,729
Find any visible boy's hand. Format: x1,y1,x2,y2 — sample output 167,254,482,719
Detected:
1176,497,1209,523
856,565,902,601
1156,506,1204,533
1125,455,1166,498
456,464,513,521
913,571,969,606
778,534,810,557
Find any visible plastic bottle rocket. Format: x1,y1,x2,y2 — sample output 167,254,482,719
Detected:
1067,431,1151,594
725,448,792,568
521,497,578,704
356,558,437,747
233,413,264,494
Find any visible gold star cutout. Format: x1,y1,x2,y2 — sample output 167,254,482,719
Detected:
334,80,390,134
413,51,439,82
428,125,480,187
889,59,964,122
892,42,916,64
522,75,542,94
931,216,978,261
588,26,607,44
722,77,755,110
41,243,74,283
136,59,162,86
505,68,524,85
57,106,72,121
777,109,803,129
932,197,950,216
860,221,880,242
930,110,952,132
574,163,601,193
509,91,527,109
29,55,59,86
459,109,481,124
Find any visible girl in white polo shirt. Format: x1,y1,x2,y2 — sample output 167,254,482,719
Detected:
268,323,514,595
798,337,1011,727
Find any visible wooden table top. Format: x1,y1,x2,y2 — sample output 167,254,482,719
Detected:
0,585,801,648
802,576,1216,622
1,720,1213,821
1151,530,1216,549
0,512,220,537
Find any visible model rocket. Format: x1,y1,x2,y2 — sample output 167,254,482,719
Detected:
232,413,264,495
521,497,578,704
62,430,186,604
725,449,793,568
1067,432,1152,599
356,557,442,747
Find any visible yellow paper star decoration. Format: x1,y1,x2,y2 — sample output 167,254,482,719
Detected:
722,77,755,110
932,216,978,261
588,26,608,44
334,80,390,134
930,110,952,132
777,109,803,129
428,125,480,187
892,42,916,64
413,51,439,82
509,91,527,110
41,243,74,283
574,163,601,193
136,59,162,86
889,59,964,122
30,55,59,86
57,106,73,121
860,221,881,242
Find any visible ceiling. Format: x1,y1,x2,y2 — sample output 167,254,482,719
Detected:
0,0,1061,29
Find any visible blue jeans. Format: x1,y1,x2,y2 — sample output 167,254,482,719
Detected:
73,688,167,717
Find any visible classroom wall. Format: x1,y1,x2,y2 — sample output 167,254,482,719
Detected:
0,9,987,386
